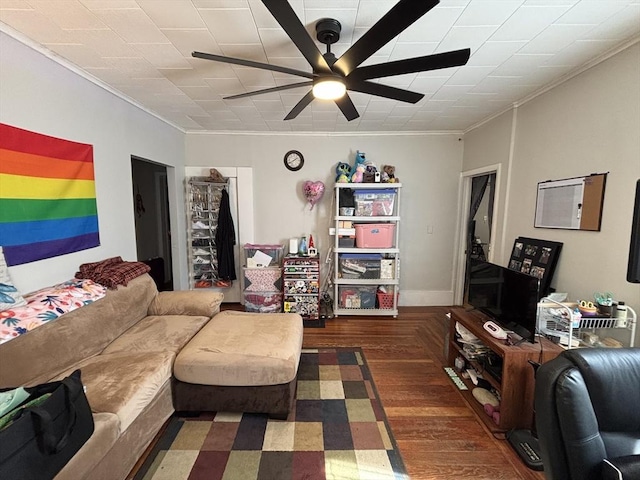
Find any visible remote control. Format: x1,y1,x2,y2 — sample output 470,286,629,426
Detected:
483,321,508,339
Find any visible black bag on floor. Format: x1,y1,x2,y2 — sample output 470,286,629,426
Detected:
0,369,94,480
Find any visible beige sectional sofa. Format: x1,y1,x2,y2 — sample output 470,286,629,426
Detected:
0,274,303,480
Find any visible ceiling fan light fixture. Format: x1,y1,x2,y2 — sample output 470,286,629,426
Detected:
193,4,471,121
312,77,346,100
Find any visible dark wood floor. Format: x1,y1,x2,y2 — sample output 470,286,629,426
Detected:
302,307,545,480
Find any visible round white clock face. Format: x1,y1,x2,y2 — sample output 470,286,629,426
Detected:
284,150,304,171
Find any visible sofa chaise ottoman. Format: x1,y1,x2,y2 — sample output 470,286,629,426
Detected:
172,310,304,419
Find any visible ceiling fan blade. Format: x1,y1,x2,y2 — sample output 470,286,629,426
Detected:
192,51,314,79
335,94,360,121
333,0,439,76
224,81,313,100
347,80,424,104
349,49,471,81
262,0,332,74
284,90,315,120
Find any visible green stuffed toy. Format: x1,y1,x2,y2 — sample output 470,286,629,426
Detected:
335,162,351,183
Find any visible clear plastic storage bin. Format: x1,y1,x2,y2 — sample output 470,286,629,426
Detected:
243,244,284,267
339,253,382,279
243,291,283,313
338,286,377,309
354,189,396,216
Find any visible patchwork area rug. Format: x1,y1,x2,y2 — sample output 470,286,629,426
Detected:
135,348,408,480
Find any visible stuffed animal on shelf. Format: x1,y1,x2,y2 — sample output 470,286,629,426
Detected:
335,162,351,183
352,150,366,169
382,164,398,183
351,164,365,183
360,153,377,172
351,151,367,182
364,164,378,183
472,387,501,425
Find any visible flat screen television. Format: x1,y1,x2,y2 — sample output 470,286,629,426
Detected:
466,258,540,343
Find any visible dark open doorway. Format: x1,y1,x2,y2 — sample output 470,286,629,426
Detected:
463,172,496,302
468,173,496,262
131,156,173,291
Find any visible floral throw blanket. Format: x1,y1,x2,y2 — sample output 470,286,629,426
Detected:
0,279,106,345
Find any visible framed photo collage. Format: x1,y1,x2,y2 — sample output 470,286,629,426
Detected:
508,237,563,297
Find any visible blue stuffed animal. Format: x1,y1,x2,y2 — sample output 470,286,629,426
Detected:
335,162,351,183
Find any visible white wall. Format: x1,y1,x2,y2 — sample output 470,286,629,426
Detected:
463,43,640,344
7,23,635,319
0,31,187,293
186,133,464,304
462,110,514,261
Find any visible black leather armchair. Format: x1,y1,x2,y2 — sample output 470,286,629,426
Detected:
535,348,640,480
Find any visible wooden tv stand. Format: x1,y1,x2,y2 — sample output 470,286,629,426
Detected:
447,307,562,433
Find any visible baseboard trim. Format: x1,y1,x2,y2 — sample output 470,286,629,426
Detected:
400,290,454,306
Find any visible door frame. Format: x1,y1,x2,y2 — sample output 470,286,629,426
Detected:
154,170,172,285
453,164,501,305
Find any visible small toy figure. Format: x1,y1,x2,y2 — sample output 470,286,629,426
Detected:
299,236,307,255
335,162,351,183
308,235,318,256
363,165,378,183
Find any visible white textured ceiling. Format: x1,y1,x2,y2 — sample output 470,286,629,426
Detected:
1,0,639,133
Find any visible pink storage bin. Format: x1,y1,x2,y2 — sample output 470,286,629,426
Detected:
354,223,395,248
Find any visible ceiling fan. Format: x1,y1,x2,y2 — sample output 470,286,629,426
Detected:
192,0,470,122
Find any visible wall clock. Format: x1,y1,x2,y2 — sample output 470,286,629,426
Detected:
284,150,304,171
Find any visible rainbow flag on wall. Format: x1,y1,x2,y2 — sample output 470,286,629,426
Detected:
0,123,100,266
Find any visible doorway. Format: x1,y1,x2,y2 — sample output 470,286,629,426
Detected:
468,173,496,262
454,166,499,304
131,156,173,291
